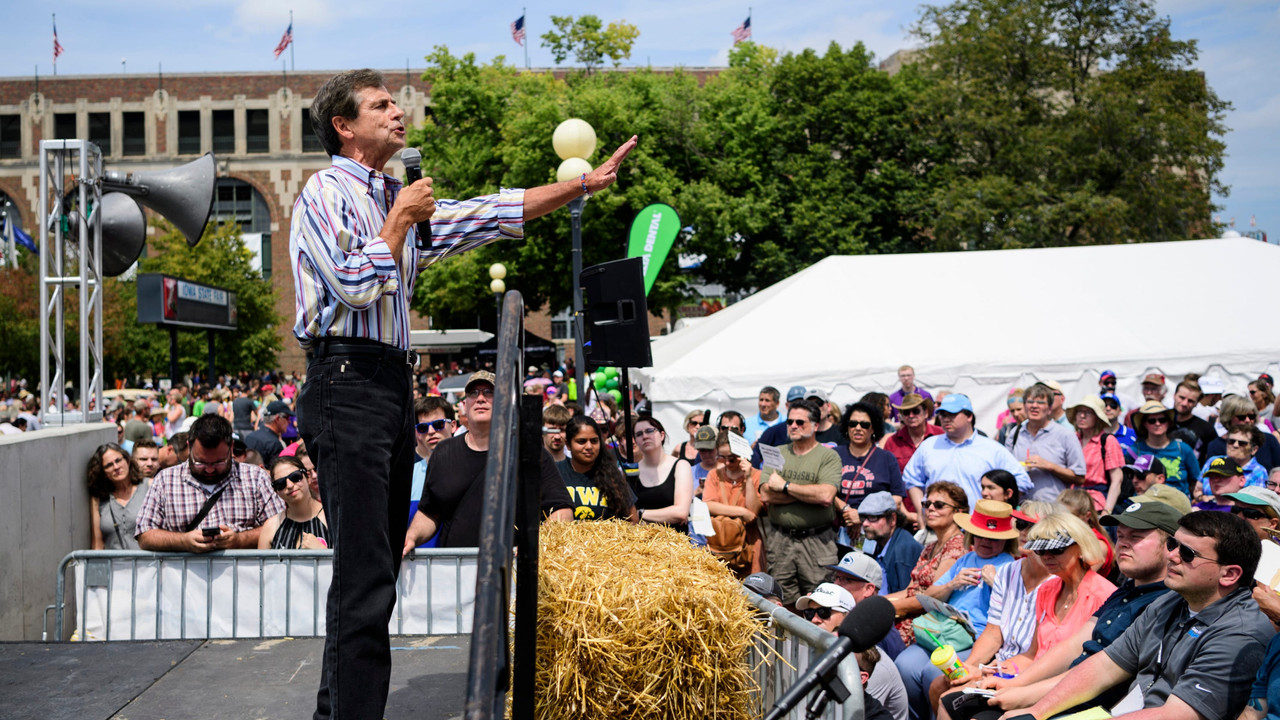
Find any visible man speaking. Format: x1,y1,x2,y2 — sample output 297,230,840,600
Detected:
290,68,637,720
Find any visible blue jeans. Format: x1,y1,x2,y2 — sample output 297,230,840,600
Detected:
300,352,416,720
895,643,972,720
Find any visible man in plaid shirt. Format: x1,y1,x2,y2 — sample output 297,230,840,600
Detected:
136,415,283,551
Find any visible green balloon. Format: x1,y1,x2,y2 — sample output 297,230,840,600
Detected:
606,377,619,390
608,389,623,404
603,366,619,378
593,372,607,389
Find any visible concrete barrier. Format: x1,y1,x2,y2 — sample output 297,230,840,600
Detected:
0,423,115,641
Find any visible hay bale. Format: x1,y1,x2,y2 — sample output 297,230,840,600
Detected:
533,520,762,720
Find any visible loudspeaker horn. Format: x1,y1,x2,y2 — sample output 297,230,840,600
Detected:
65,191,147,277
103,152,217,247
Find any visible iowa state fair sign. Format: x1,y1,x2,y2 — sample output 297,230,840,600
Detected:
626,203,680,296
136,273,238,331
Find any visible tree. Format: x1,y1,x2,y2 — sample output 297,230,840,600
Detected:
911,0,1230,249
541,15,639,71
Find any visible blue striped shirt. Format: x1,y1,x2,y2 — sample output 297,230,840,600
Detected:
290,155,526,350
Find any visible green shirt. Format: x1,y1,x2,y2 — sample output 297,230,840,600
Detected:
767,442,842,529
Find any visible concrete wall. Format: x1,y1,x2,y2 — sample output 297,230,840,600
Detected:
0,424,115,641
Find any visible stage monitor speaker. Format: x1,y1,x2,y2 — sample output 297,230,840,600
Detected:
104,152,217,247
580,256,652,369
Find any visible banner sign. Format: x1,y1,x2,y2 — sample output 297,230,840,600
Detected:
626,203,680,296
136,273,238,331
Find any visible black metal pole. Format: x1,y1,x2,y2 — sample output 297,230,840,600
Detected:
168,326,179,386
621,367,634,463
206,331,216,385
569,196,585,405
511,393,543,720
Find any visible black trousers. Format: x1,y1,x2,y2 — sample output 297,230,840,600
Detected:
300,353,416,720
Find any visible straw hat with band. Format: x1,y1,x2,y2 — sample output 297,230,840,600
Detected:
1066,395,1109,427
893,392,934,416
954,499,1019,540
1133,400,1174,434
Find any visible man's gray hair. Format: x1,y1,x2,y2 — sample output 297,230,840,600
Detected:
310,68,386,157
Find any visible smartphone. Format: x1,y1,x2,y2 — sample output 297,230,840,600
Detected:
202,527,220,538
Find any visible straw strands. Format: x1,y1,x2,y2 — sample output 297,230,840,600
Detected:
533,520,763,720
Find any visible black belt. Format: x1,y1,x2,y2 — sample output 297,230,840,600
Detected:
309,338,420,366
777,524,834,539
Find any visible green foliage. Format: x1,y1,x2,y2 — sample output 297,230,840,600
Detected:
106,220,283,380
911,0,1230,248
540,15,639,70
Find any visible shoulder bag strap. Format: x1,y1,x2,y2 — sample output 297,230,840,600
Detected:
184,484,230,533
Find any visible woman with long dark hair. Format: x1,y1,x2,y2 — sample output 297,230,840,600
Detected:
630,415,694,531
557,415,637,522
87,443,148,550
258,455,330,549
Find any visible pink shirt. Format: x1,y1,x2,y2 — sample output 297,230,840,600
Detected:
1032,571,1116,658
1079,432,1124,487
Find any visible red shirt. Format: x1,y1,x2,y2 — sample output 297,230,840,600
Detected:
885,423,944,472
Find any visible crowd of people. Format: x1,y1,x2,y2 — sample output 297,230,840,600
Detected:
44,359,1280,719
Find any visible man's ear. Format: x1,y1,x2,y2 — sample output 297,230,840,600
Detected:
332,115,355,143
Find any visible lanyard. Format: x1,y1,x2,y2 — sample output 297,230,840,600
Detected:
841,446,877,504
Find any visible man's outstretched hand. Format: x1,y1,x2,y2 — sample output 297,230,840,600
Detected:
522,135,640,222
586,135,639,193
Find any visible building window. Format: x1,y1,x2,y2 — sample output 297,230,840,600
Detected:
122,112,145,156
300,108,324,153
211,110,234,155
0,115,19,159
550,308,573,340
178,111,201,155
54,113,76,140
88,112,111,156
246,109,268,153
211,179,270,233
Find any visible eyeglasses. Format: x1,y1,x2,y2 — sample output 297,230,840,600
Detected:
1237,413,1258,422
1143,416,1169,425
1025,399,1049,406
1015,519,1035,531
542,426,565,436
465,386,495,399
1225,438,1253,448
416,419,450,433
922,500,958,511
1033,545,1072,557
1231,506,1270,521
271,470,307,491
191,453,233,471
802,607,835,621
899,406,923,417
861,513,889,522
1166,535,1220,565
634,427,659,438
716,453,740,462
848,420,873,430
786,418,809,426
717,425,741,433
688,421,706,427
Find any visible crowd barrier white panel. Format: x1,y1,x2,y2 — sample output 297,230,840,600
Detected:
70,551,476,641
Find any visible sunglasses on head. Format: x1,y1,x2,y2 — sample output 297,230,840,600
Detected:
848,420,873,429
271,470,307,492
923,500,957,511
1166,535,1220,565
802,607,835,621
1231,506,1270,521
416,419,449,433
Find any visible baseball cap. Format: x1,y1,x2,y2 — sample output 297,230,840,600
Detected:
786,385,807,402
742,573,785,601
265,400,294,417
1100,370,1117,381
1224,487,1280,519
1199,376,1226,394
465,370,497,394
1142,373,1166,386
936,394,974,415
807,388,829,404
552,370,564,378
1099,391,1121,406
796,583,856,613
1126,454,1161,475
1100,499,1183,534
825,551,884,588
693,424,718,450
1042,380,1064,393
858,491,898,516
1130,485,1193,515
1203,456,1244,478
527,365,539,374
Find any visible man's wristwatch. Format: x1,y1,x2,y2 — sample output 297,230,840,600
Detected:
783,481,792,495
637,508,646,522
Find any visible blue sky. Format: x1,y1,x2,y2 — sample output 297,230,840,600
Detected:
9,0,1277,238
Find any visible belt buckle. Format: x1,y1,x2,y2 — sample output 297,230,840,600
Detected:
406,350,420,366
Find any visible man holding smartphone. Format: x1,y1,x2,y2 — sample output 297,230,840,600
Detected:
135,414,284,551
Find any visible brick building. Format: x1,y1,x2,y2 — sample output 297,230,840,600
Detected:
0,68,677,374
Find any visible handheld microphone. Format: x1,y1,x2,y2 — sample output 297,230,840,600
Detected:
400,148,431,251
762,595,896,720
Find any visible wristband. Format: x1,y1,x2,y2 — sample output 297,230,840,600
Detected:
580,173,591,199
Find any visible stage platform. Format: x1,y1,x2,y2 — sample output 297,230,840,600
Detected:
0,635,469,720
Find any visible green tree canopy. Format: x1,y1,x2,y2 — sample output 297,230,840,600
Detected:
540,15,640,70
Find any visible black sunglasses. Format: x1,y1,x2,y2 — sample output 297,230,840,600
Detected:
1238,413,1258,422
900,406,924,416
802,607,835,621
923,500,958,511
1033,545,1071,557
416,419,449,433
1231,506,1270,521
1015,519,1035,531
786,418,809,426
848,420,873,430
1166,535,1220,565
272,470,307,492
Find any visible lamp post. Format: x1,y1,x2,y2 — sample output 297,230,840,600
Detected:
552,118,596,404
488,262,506,330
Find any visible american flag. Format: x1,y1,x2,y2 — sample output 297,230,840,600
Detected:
273,22,293,59
53,21,65,62
511,14,526,47
731,16,751,44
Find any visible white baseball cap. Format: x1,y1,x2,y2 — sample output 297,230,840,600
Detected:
795,583,855,613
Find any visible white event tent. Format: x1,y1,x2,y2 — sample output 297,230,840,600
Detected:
633,238,1280,436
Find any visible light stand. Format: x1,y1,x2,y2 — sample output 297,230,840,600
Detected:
569,195,586,407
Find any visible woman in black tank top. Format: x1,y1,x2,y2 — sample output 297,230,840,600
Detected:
259,456,330,550
629,416,694,532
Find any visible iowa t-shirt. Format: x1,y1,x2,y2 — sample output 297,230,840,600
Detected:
555,459,636,521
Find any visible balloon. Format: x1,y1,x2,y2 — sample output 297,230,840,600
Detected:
593,372,607,389
608,389,623,404
605,377,619,390
603,366,619,379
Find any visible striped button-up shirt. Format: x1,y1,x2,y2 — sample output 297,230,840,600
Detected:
290,155,526,350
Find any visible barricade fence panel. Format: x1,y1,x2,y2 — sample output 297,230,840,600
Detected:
56,549,477,642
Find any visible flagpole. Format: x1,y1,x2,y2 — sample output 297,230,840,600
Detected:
523,7,529,70
289,10,295,71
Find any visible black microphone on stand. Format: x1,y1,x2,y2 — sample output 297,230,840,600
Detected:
400,148,431,251
763,595,896,720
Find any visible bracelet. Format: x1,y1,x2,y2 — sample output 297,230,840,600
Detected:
637,508,645,522
580,173,592,199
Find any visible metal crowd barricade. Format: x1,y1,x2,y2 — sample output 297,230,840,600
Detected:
744,588,865,720
46,548,478,642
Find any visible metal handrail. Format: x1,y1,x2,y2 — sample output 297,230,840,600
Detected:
743,588,865,720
